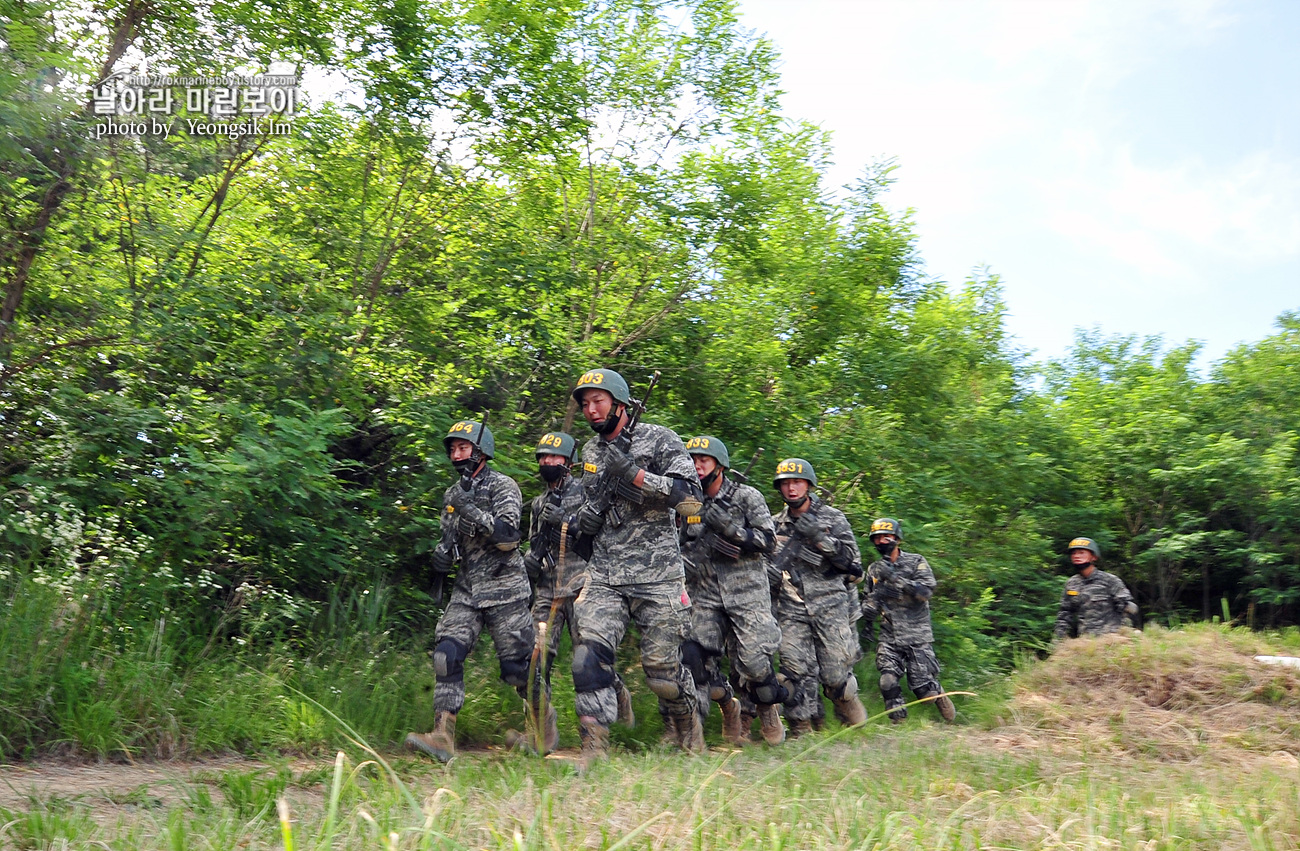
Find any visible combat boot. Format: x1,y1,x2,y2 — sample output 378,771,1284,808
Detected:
616,683,636,727
718,697,747,746
577,719,610,770
405,710,456,762
788,717,813,738
739,707,758,741
674,712,706,753
756,703,786,745
832,695,867,726
934,694,957,722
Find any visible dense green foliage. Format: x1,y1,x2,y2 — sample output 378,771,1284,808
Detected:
2,0,1298,757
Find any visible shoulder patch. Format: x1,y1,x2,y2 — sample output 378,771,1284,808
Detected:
584,462,598,474
1066,590,1079,595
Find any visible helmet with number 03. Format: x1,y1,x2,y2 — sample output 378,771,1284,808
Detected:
773,457,817,488
869,518,902,540
684,435,730,469
571,368,632,407
443,420,495,459
1067,536,1101,558
534,431,577,463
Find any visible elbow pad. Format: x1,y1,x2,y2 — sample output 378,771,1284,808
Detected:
668,475,704,516
739,527,775,555
910,583,933,601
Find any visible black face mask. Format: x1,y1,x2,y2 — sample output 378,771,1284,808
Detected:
452,454,479,477
874,540,897,557
539,464,568,483
782,493,809,509
699,467,722,490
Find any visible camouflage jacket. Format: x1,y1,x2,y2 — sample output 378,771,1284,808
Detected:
526,474,587,601
863,550,937,645
1054,568,1136,638
434,467,530,608
579,421,699,586
772,497,863,621
678,477,777,610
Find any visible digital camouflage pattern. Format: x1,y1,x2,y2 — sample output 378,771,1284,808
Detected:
1054,567,1137,639
578,422,699,585
435,469,530,608
572,421,701,724
527,475,588,612
772,497,863,720
862,550,937,645
679,478,780,701
431,468,534,714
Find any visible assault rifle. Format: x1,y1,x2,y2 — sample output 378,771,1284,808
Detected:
584,370,661,522
435,411,489,605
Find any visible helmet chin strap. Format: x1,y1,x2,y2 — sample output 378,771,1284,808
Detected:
782,493,809,509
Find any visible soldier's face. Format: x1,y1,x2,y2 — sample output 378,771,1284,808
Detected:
1069,549,1094,566
779,479,809,502
692,456,718,479
448,438,475,463
579,389,616,425
538,453,567,467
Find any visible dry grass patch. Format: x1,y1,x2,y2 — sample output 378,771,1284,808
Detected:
997,623,1300,759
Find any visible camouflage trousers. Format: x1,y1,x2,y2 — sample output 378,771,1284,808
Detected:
572,578,697,724
876,641,941,712
432,594,536,714
778,599,861,721
688,598,781,705
531,588,627,698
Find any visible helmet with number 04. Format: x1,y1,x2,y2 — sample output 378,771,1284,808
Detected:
1067,536,1101,558
685,435,730,469
534,431,577,463
571,368,632,406
773,457,816,488
443,420,495,459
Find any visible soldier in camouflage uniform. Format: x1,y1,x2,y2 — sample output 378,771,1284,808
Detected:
770,458,868,735
406,420,537,762
508,431,634,753
569,369,707,764
862,518,956,723
678,436,787,746
1054,536,1139,640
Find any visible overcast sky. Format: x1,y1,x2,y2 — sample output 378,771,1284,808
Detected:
735,0,1300,364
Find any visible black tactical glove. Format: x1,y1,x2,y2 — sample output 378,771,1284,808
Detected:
523,550,544,581
703,502,745,542
875,582,903,600
875,560,897,582
794,512,835,554
446,485,475,511
539,501,565,528
576,503,605,536
603,444,642,483
432,545,454,574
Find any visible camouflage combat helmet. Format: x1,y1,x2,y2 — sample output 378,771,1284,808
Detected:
869,518,903,540
773,457,816,488
1067,536,1101,558
571,368,632,406
535,431,578,463
684,435,730,469
443,419,494,459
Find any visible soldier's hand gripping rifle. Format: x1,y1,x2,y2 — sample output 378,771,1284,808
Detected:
701,447,764,561
435,411,490,605
581,371,661,524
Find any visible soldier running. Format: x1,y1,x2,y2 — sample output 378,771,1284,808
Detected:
770,458,867,735
862,518,956,723
678,435,787,745
1054,536,1139,640
569,369,706,765
406,420,537,762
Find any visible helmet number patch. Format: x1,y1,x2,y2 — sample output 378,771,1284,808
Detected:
685,437,711,450
449,421,476,435
776,461,805,474
577,371,604,387
538,433,564,448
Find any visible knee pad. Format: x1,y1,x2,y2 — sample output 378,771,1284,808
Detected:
432,639,469,683
879,672,900,693
571,641,617,694
644,668,681,700
751,674,789,706
679,640,707,685
708,682,731,702
826,674,858,702
498,654,531,688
